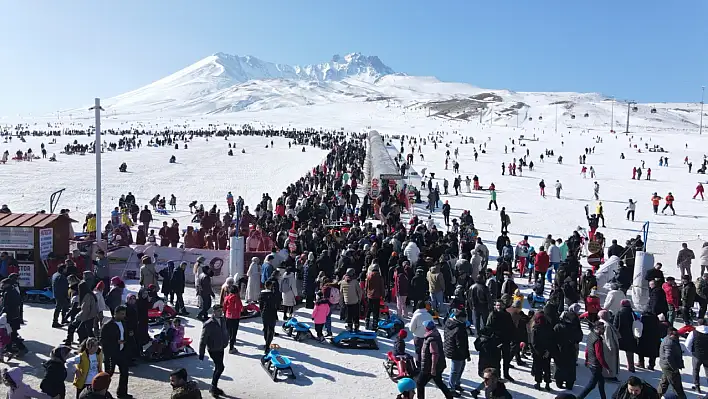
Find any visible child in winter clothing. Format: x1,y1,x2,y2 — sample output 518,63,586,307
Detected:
312,292,330,341
67,337,103,398
2,367,51,398
392,329,415,378
0,314,11,361
40,345,71,398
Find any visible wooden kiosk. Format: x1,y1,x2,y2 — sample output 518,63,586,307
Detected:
0,213,75,288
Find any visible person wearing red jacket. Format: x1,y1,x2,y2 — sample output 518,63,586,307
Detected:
222,285,243,354
663,277,680,326
533,247,550,284
694,183,705,201
585,290,602,323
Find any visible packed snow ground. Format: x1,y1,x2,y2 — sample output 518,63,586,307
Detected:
1,103,708,398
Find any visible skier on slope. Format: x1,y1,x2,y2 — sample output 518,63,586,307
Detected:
554,180,563,199
694,183,705,201
593,181,600,200
661,192,676,215
539,179,546,197
651,193,662,214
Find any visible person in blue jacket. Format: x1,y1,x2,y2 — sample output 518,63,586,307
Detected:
261,254,274,285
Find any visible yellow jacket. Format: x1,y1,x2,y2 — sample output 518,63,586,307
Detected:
86,216,96,233
121,213,133,227
73,351,103,388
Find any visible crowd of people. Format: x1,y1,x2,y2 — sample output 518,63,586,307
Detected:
1,128,708,399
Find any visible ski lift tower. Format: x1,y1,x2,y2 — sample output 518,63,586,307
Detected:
624,101,636,133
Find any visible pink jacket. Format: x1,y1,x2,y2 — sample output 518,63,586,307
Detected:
311,301,330,325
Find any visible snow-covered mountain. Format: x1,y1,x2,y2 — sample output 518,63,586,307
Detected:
68,52,704,133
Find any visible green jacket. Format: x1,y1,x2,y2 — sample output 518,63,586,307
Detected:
490,190,497,201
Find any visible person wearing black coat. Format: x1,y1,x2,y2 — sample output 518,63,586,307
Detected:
636,311,665,370
170,262,187,315
258,280,280,353
124,296,139,361
486,300,515,381
100,305,131,399
443,310,470,393
648,280,669,319
613,301,638,373
553,310,583,389
136,289,151,347
645,264,665,286
41,345,71,398
530,312,555,390
607,240,625,259
303,260,318,309
468,275,491,333
198,305,228,396
159,261,174,305
316,251,334,279
52,265,70,328
474,327,501,377
409,268,428,306
0,278,25,352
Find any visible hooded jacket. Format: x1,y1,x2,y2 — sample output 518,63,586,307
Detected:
409,308,434,338
3,367,50,399
443,318,470,361
427,265,445,294
339,276,362,305
409,269,427,302
140,262,159,289
40,346,70,397
365,270,385,299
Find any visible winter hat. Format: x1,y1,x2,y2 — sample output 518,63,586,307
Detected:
424,320,436,330
110,276,123,286
398,329,408,339
568,303,582,315
91,372,112,392
620,299,631,307
95,281,105,292
346,268,356,277
308,252,315,262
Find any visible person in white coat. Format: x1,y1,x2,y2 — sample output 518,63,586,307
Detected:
280,267,298,320
603,283,627,315
408,301,434,370
546,241,562,282
700,242,708,276
404,241,420,267
245,257,261,303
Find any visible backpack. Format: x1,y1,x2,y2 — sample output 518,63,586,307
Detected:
632,313,644,338
328,287,341,305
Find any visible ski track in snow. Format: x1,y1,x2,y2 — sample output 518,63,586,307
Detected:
1,102,708,398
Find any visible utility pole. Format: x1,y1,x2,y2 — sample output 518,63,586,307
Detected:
610,97,615,132
701,86,705,135
89,98,104,244
555,103,558,134
624,101,635,133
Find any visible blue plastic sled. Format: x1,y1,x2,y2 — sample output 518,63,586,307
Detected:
331,330,378,350
156,208,169,215
527,292,547,309
24,287,55,303
377,314,405,338
282,317,313,342
261,346,296,381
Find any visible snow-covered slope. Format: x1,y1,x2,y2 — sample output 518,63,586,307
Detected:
56,51,705,134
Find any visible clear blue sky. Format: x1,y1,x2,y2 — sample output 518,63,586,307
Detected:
1,0,706,115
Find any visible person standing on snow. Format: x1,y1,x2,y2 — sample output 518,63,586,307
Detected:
488,187,498,211
661,192,676,215
626,199,636,221
465,176,471,193
677,243,696,280
442,201,451,226
539,179,546,197
596,202,605,228
554,180,563,199
694,183,705,201
593,182,600,200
